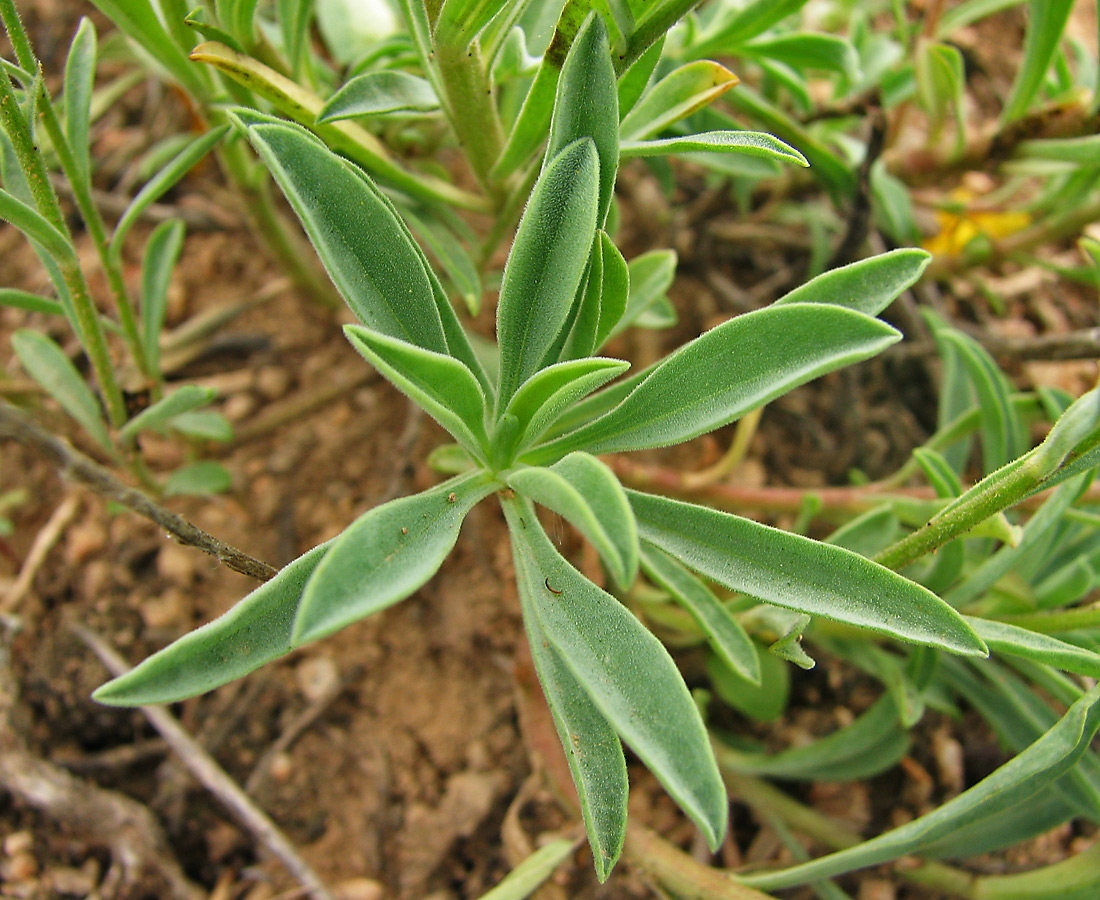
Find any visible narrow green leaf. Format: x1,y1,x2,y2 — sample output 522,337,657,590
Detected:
532,304,900,458
629,490,988,656
620,130,808,166
588,233,629,351
968,618,1100,679
216,0,261,46
826,507,901,558
640,543,759,683
546,13,618,227
1019,133,1100,165
170,409,234,442
496,138,599,407
514,562,627,882
1001,0,1075,123
110,125,228,258
140,218,185,377
913,447,963,498
88,0,208,96
277,0,312,76
163,461,233,496
742,33,858,76
620,61,739,142
93,542,331,705
118,385,216,443
293,473,496,644
717,695,907,781
774,249,930,316
63,18,97,185
692,0,810,52
478,838,580,899
0,188,77,265
706,643,789,722
605,248,675,342
401,207,482,316
508,452,638,587
492,62,560,181
744,683,1100,890
617,35,663,115
241,120,449,354
12,330,112,452
344,325,490,460
0,289,64,316
503,357,629,455
434,0,510,45
318,71,439,121
503,499,728,851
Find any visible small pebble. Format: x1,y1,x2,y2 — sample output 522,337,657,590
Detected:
3,832,33,856
47,863,98,897
141,588,190,630
255,366,291,400
2,851,39,881
65,520,107,565
296,655,339,702
157,543,198,584
224,392,257,422
269,751,294,782
332,877,385,900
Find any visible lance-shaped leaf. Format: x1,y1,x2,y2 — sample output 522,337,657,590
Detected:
513,545,628,881
434,0,510,45
605,248,675,343
566,231,629,358
744,683,1100,891
110,125,229,258
496,138,599,407
620,130,807,166
620,61,738,142
12,330,112,453
743,33,858,76
628,490,987,657
774,248,930,316
1001,0,1074,124
545,12,618,227
344,325,490,460
240,119,449,354
691,0,810,54
293,473,496,644
530,303,900,460
317,71,439,121
502,356,629,456
508,453,638,588
140,218,184,377
968,618,1100,680
503,500,728,851
0,188,76,266
93,541,332,705
63,18,97,185
640,543,759,683
118,385,217,443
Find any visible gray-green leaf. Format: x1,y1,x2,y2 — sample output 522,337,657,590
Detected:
629,490,988,656
293,473,496,644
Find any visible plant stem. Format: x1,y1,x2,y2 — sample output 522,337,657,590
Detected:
623,822,775,900
34,88,152,382
722,771,979,898
0,13,127,427
432,37,506,199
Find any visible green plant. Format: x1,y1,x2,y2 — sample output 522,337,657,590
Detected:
88,11,1028,884
0,2,233,495
9,1,1091,896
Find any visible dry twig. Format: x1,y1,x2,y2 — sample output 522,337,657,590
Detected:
1,493,80,613
0,625,202,900
0,400,276,582
73,623,337,900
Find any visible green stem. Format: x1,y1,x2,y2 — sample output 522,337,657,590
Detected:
722,771,979,898
432,38,506,199
0,13,127,427
34,90,152,382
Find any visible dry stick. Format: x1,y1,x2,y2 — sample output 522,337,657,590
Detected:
0,401,277,582
893,327,1100,363
2,493,80,612
73,624,337,900
0,630,202,900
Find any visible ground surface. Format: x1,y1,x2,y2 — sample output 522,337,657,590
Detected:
1,3,1099,900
